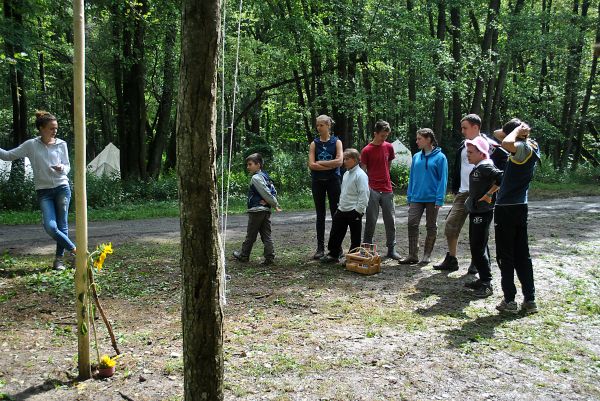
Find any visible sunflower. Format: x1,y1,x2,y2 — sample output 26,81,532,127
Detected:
94,243,114,271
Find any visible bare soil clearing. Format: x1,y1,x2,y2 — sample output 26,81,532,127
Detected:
1,197,599,401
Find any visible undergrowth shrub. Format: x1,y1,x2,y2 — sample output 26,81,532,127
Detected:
390,163,410,192
86,172,122,208
0,170,37,211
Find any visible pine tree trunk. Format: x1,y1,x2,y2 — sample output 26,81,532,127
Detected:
177,0,223,398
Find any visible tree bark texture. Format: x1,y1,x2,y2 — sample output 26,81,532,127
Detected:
177,0,223,398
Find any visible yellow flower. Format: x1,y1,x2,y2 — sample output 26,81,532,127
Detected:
98,354,116,369
94,242,114,271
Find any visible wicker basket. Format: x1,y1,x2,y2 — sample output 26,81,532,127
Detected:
345,244,381,275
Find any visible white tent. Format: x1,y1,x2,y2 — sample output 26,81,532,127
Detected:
0,157,34,179
87,142,120,177
391,139,412,168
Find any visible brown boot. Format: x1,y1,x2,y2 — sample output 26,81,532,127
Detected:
419,234,437,265
399,235,419,265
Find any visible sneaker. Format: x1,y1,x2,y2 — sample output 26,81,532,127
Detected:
433,253,459,271
313,249,325,260
467,263,478,275
232,251,249,262
52,258,66,271
521,301,538,315
496,299,519,314
464,279,483,290
473,283,493,298
261,259,274,266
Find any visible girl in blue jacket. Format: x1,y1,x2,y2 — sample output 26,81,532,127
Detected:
399,128,448,265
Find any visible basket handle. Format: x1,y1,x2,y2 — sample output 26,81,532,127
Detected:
348,246,375,257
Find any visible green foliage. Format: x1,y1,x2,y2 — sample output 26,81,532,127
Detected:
0,171,37,211
86,172,123,208
534,159,600,185
390,163,410,192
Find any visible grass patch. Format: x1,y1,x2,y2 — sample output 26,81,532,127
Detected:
529,182,600,199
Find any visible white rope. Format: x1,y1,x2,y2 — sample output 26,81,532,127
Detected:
222,0,243,248
219,0,244,306
218,0,228,307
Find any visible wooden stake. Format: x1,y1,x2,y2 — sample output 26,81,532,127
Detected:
73,0,90,380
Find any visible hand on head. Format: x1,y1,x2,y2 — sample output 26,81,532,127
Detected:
517,123,530,140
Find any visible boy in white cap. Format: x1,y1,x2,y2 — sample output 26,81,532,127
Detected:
463,136,503,298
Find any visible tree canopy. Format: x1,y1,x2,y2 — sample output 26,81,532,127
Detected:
1,0,598,178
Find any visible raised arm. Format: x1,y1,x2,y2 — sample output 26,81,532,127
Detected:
502,123,529,154
0,141,31,162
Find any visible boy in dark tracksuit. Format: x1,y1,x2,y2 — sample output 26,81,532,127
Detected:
464,137,503,298
233,153,282,265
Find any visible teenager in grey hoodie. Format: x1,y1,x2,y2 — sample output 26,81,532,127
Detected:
0,111,76,270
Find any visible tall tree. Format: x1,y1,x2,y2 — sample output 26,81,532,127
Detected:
433,0,446,143
449,5,462,138
147,2,179,178
177,0,223,399
470,0,500,115
559,0,591,169
3,0,28,182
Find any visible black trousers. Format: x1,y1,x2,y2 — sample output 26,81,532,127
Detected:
469,211,494,283
327,209,362,257
312,176,341,248
494,204,535,302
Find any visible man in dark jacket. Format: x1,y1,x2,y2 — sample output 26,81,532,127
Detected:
493,118,541,315
434,114,508,272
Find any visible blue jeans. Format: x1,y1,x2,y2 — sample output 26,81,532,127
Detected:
37,185,76,257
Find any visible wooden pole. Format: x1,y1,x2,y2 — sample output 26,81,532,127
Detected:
73,0,90,380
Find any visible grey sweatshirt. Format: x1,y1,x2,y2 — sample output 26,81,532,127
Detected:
0,137,70,190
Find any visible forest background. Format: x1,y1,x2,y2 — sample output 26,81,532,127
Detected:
0,0,599,212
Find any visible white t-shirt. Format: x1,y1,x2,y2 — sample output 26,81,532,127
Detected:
459,145,474,193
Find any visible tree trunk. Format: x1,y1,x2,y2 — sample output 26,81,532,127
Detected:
433,0,446,143
177,0,223,398
470,0,500,115
3,0,28,183
559,0,590,169
489,0,526,132
121,0,148,180
407,0,418,153
572,0,599,169
538,0,553,96
112,3,127,179
450,7,462,140
147,7,178,178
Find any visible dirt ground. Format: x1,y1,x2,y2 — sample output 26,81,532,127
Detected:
1,197,599,401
